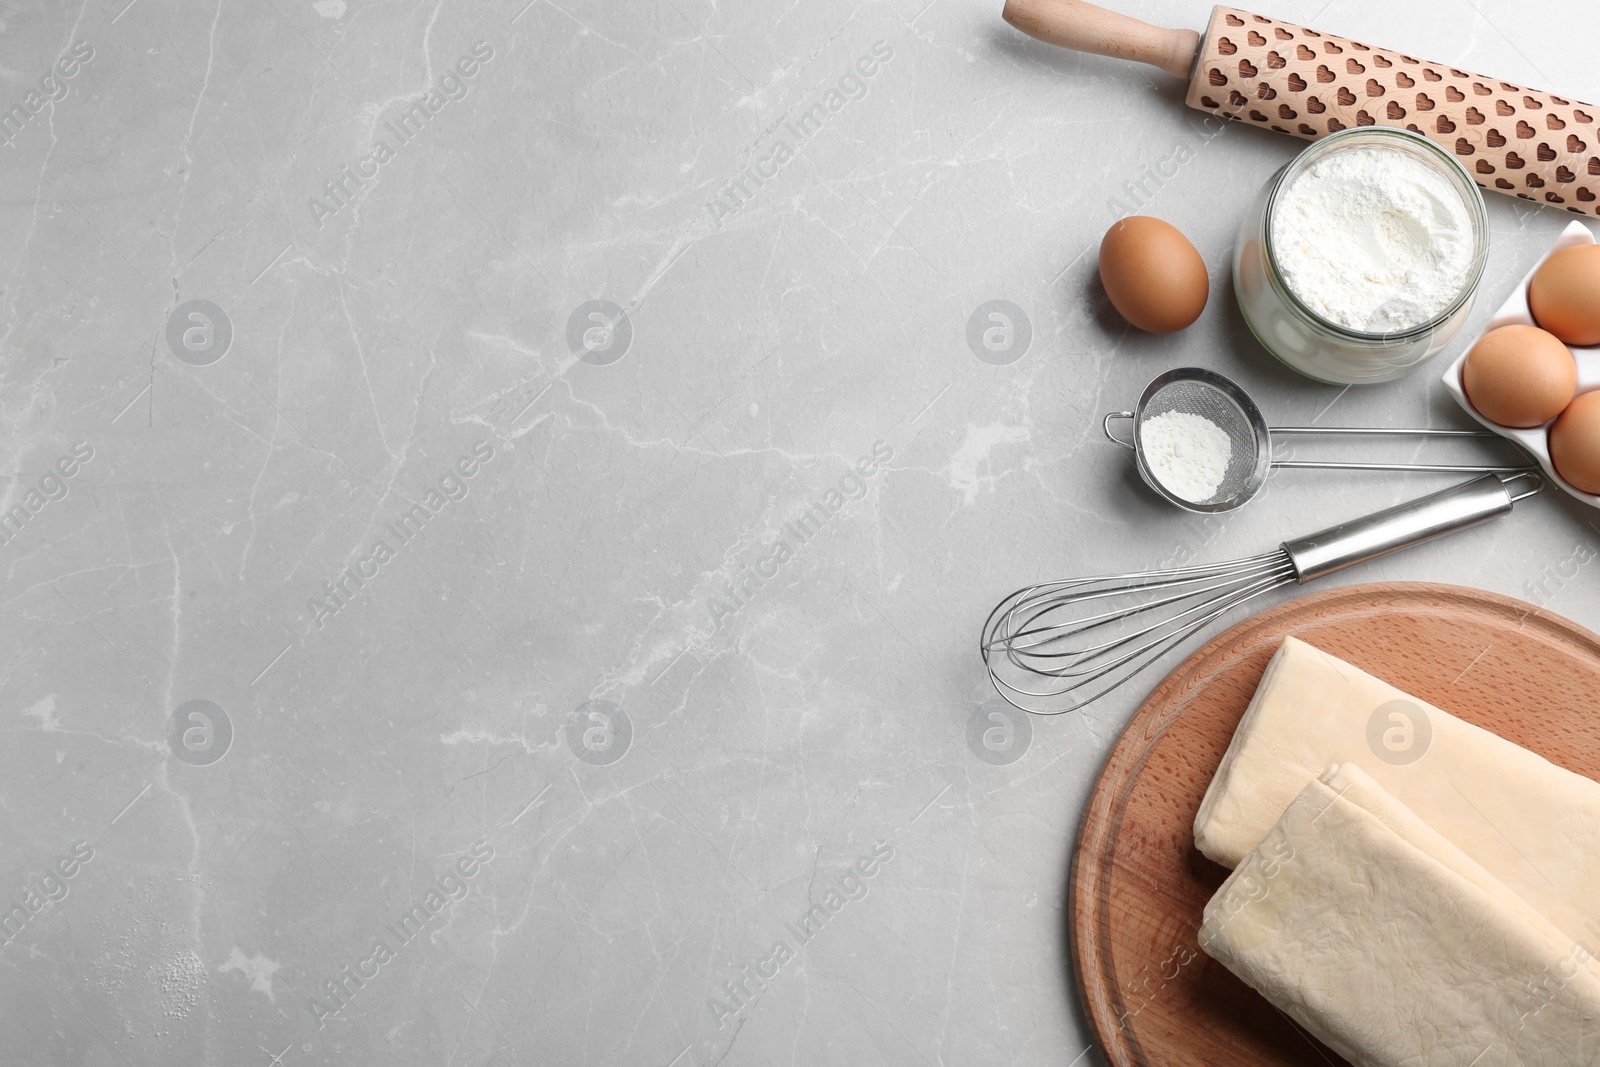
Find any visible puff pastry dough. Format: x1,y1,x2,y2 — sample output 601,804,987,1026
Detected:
1201,764,1600,1066
1194,636,1600,953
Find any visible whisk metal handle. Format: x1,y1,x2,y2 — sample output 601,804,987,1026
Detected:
1283,473,1533,583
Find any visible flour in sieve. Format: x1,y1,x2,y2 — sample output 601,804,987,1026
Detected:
1141,411,1232,503
1271,146,1475,332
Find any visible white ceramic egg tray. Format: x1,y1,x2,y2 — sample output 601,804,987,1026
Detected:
1442,219,1600,510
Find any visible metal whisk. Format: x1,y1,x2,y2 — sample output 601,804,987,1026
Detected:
981,472,1542,715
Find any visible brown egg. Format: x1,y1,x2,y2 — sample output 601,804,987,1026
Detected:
1529,245,1600,347
1098,217,1209,333
1550,391,1600,494
1461,324,1576,428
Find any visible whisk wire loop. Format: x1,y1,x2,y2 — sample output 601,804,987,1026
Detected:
980,473,1536,716
980,550,1298,715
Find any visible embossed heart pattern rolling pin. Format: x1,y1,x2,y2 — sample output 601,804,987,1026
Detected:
1003,0,1600,217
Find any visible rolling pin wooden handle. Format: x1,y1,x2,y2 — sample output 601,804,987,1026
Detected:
1001,0,1200,80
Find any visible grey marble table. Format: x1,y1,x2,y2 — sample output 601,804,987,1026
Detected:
2,0,1597,1064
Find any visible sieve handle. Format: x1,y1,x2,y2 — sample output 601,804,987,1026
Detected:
1103,411,1136,449
1282,473,1536,584
1271,460,1535,474
1271,426,1501,438
1268,425,1528,473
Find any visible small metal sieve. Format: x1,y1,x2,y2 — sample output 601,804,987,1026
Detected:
1104,368,1534,513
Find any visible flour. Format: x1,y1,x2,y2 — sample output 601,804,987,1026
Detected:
1271,146,1475,333
1142,411,1232,503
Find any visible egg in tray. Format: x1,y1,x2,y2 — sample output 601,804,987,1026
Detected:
1445,221,1600,504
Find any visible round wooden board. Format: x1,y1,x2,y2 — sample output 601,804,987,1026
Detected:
1069,582,1600,1067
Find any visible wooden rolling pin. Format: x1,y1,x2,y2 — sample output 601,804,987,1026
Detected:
1003,0,1600,217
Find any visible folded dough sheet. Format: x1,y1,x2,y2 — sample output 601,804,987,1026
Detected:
1201,764,1600,1066
1194,635,1600,953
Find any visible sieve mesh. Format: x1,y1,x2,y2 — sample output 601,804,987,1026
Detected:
1137,380,1265,506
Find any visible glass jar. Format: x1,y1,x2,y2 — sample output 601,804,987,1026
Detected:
1233,127,1489,386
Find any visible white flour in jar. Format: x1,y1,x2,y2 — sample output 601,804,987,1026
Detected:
1270,146,1474,332
1141,411,1232,503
